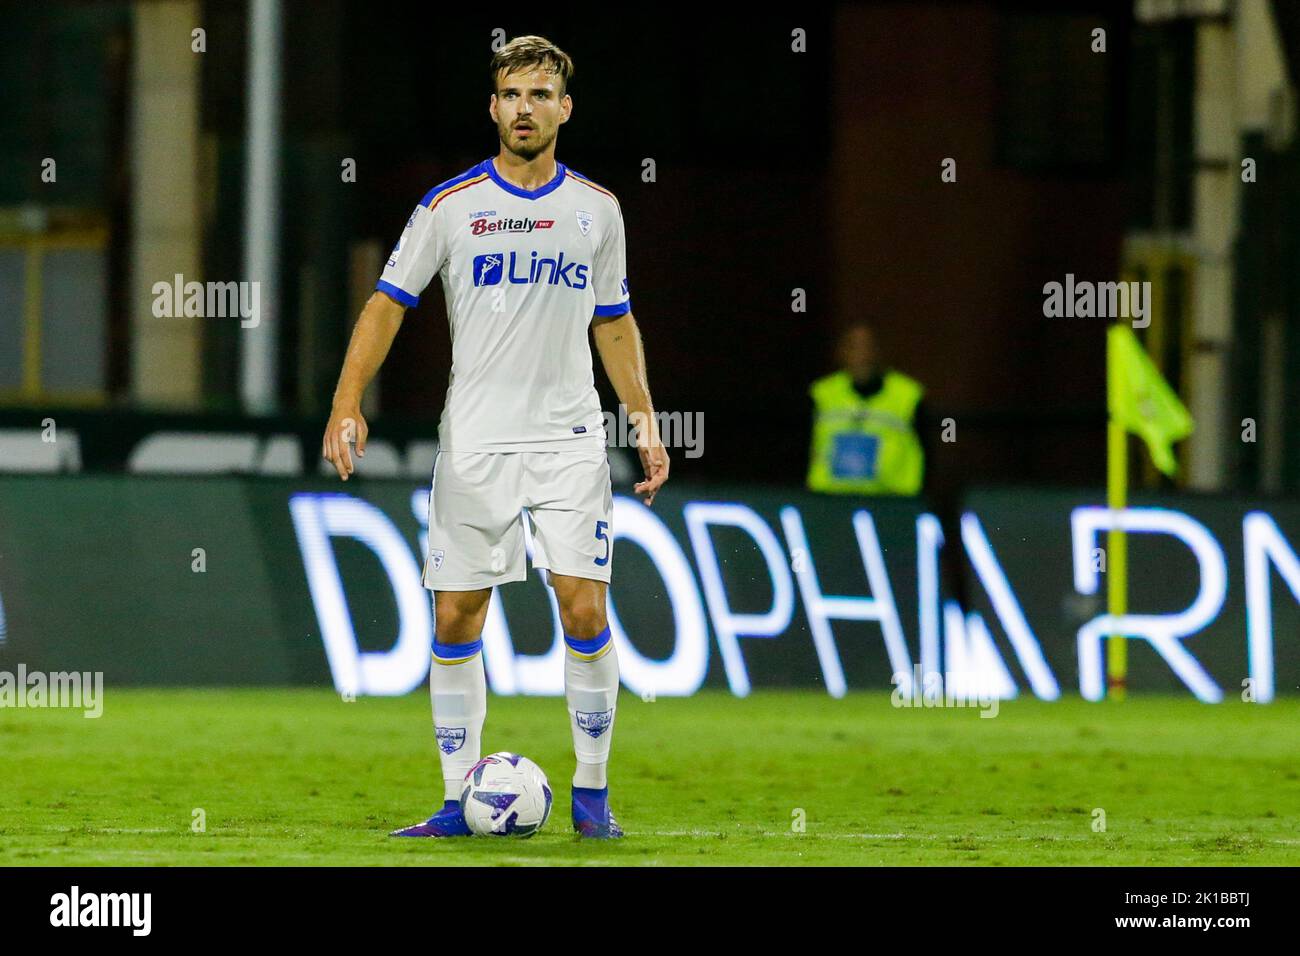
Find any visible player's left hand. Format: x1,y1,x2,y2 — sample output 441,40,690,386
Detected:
634,441,670,506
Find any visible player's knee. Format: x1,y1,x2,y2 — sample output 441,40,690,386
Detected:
434,593,489,642
559,599,606,639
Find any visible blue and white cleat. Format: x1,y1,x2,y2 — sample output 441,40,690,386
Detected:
390,800,472,837
572,786,624,839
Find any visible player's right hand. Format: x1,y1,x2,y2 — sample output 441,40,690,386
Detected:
322,405,368,481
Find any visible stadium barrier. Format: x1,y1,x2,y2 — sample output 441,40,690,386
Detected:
0,476,1295,700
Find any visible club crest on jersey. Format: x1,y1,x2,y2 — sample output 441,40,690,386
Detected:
575,210,593,236
575,709,613,738
430,549,445,572
436,726,466,754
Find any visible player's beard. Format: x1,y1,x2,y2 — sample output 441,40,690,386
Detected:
500,122,555,161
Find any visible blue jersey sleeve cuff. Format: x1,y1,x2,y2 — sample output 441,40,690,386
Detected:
594,300,631,318
376,280,418,308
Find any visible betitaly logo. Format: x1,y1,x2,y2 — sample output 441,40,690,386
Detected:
470,216,554,236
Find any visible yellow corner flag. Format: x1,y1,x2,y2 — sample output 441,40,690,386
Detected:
1107,324,1194,476
1105,322,1194,699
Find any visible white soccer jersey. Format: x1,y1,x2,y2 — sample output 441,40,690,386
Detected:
376,156,631,453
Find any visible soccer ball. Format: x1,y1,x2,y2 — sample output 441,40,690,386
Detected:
461,752,553,837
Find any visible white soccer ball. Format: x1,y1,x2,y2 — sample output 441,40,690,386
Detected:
461,752,553,837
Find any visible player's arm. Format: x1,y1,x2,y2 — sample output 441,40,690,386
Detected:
592,310,670,505
322,290,406,481
324,189,446,480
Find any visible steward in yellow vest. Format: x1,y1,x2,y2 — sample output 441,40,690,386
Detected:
806,369,930,494
806,368,926,495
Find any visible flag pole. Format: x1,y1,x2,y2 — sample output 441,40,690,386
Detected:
1106,325,1128,701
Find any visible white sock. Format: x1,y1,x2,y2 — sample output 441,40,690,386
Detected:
430,636,487,803
564,627,619,790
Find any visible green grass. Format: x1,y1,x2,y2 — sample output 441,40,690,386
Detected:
1,689,1298,865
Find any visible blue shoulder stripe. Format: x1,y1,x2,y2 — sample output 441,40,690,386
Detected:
564,166,602,189
565,167,619,204
419,160,490,207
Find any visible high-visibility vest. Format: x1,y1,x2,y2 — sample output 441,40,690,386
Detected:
806,370,924,495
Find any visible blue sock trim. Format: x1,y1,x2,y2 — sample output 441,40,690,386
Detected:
564,627,611,656
433,637,482,660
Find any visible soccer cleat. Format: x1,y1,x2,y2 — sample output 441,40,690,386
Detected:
571,785,624,839
390,799,472,837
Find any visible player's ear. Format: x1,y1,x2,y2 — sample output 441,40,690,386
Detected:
488,93,498,123
560,94,572,124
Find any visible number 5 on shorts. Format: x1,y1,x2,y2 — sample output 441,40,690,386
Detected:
594,520,610,567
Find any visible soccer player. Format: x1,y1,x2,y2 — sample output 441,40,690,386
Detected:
321,36,669,838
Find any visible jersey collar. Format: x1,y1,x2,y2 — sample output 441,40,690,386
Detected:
483,156,567,200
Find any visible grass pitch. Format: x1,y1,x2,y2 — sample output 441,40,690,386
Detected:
1,689,1297,866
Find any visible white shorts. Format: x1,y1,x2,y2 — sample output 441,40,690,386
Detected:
422,449,613,591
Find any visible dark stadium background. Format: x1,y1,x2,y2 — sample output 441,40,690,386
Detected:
6,0,1251,495
3,0,1300,701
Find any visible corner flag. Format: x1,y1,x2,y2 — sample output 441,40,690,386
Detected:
1107,324,1194,475
1104,322,1194,700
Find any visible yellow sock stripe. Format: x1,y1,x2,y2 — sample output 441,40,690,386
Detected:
432,649,480,666
565,641,613,663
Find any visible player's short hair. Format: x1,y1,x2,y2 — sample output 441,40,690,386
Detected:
491,35,574,98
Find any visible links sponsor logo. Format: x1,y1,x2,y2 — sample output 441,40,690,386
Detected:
472,251,589,289
470,216,554,236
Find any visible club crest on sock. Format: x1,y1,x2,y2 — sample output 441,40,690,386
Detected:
436,726,466,753
575,709,613,738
